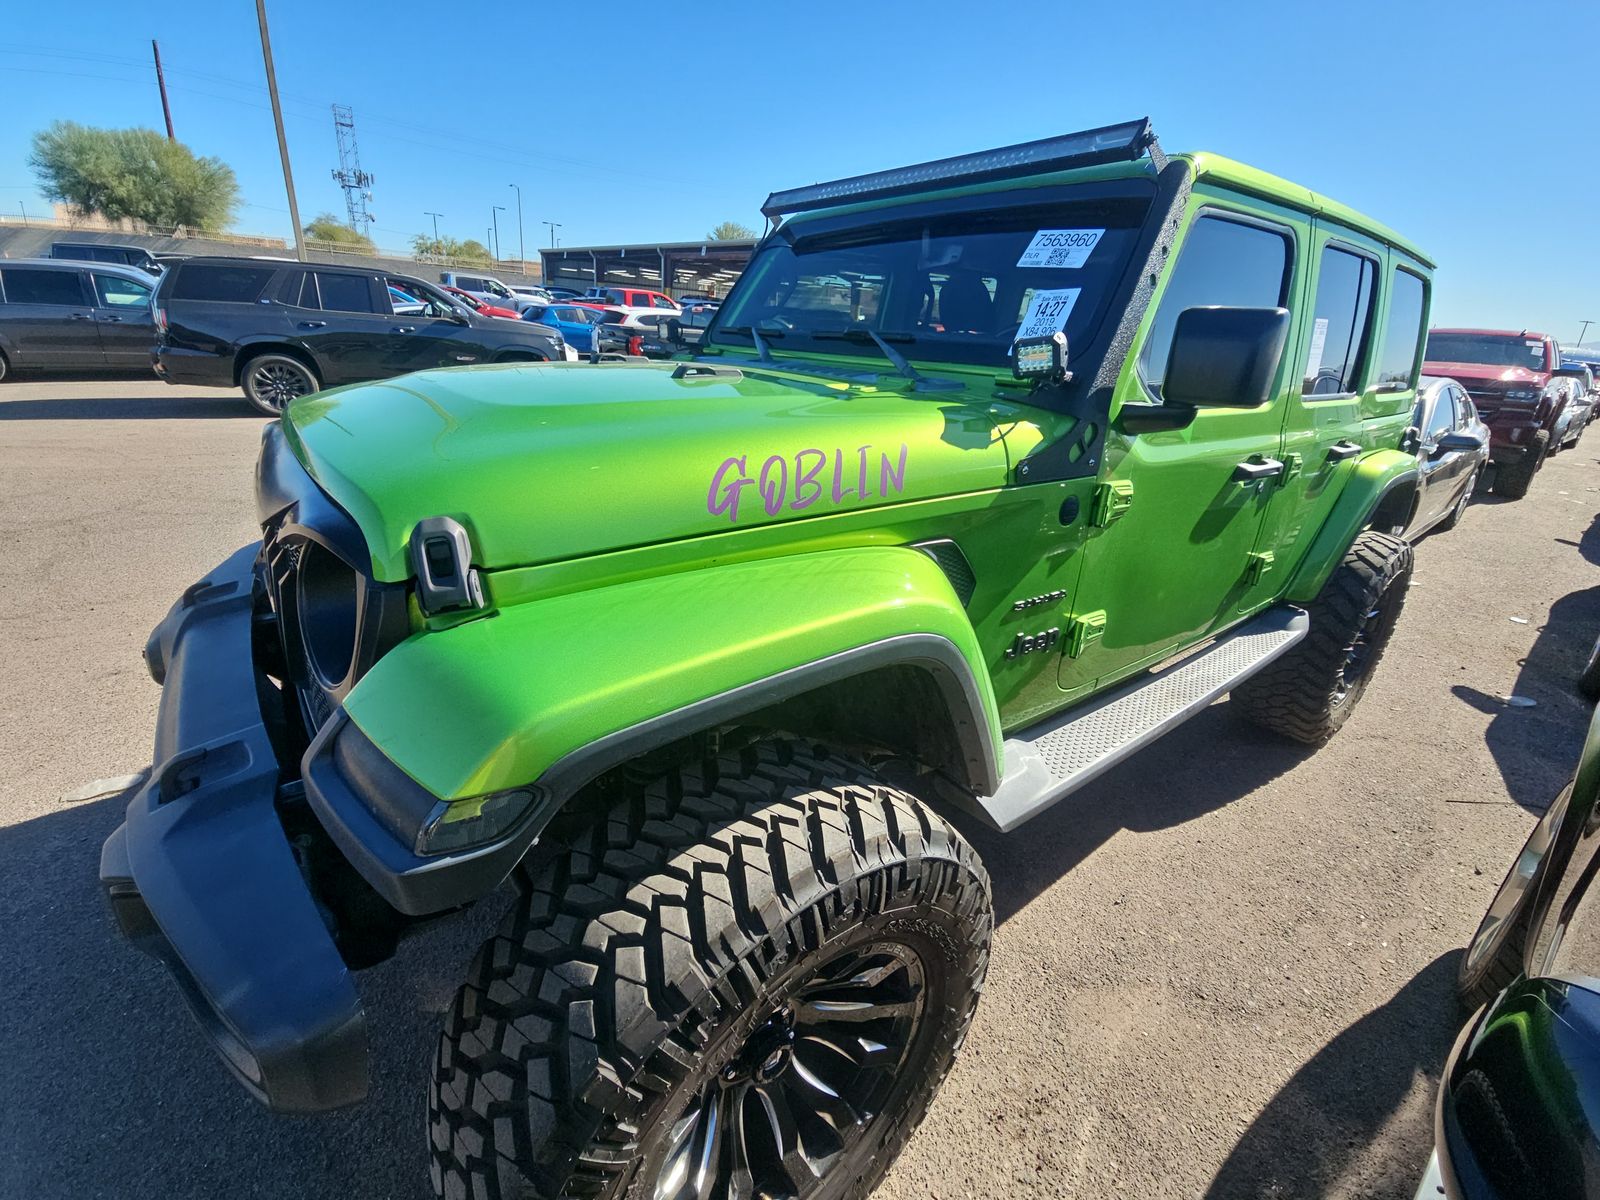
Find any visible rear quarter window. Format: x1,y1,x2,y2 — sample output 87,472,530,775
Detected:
171,264,275,303
1,267,87,306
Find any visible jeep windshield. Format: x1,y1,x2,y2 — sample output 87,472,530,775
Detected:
1425,332,1548,369
708,191,1151,369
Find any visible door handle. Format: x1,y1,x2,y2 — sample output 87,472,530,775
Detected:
392,325,416,333
1231,457,1285,482
1326,440,1362,462
70,312,93,321
104,315,123,323
298,320,327,328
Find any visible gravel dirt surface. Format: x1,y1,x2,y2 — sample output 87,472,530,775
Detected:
2,377,1597,1200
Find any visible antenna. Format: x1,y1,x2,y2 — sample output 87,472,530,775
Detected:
330,103,375,236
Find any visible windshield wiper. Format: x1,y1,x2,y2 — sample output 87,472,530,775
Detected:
811,328,963,393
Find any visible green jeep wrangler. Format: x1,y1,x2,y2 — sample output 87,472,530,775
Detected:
101,119,1433,1199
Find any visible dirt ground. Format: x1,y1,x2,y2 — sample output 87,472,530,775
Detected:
2,378,1596,1199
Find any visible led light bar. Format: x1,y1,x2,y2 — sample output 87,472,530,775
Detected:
762,118,1161,219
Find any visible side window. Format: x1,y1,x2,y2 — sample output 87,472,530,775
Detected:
0,268,88,306
1425,390,1456,439
1375,268,1428,388
92,273,152,307
170,264,274,303
1139,213,1290,391
1303,244,1377,396
456,276,483,292
313,272,376,314
654,295,676,308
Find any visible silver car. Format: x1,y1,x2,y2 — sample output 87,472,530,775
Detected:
1402,376,1491,539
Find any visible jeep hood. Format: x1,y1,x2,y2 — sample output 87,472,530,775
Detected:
283,362,1014,581
1424,361,1548,388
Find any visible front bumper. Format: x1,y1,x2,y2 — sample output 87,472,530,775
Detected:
99,546,367,1113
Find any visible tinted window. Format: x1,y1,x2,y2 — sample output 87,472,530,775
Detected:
314,272,375,314
93,273,151,307
2,268,86,306
653,294,677,308
1140,214,1290,389
1304,245,1376,396
1375,268,1427,388
523,305,548,322
455,276,484,291
171,264,273,303
1425,390,1456,439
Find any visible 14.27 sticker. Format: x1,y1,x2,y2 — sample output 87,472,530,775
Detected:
1016,288,1080,342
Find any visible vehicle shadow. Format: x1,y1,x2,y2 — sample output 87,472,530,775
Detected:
0,394,250,420
1449,579,1600,812
961,701,1317,926
1203,953,1461,1199
0,785,502,1200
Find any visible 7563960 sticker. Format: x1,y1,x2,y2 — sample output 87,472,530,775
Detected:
1016,229,1104,269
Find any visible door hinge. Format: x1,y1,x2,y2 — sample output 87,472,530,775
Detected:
1064,610,1107,657
1090,480,1134,528
1244,551,1275,585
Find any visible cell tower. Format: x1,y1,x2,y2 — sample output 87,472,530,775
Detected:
330,104,375,235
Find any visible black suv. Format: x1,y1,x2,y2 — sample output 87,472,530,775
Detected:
152,258,570,414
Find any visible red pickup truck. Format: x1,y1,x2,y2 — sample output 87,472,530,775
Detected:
1423,328,1577,498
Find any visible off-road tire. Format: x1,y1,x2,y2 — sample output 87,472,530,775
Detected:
241,352,319,416
428,738,992,1200
1233,531,1413,744
1457,789,1568,1010
1436,467,1478,533
1494,430,1548,499
1579,633,1600,702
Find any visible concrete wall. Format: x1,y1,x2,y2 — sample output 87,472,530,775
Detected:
0,226,543,286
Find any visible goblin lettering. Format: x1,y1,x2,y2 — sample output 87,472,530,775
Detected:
708,443,909,524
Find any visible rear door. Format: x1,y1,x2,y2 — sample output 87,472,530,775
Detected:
291,271,392,385
0,266,104,369
1256,224,1384,575
1059,204,1296,693
89,271,156,369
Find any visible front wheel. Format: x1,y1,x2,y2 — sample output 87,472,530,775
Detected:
1436,467,1479,532
1233,531,1414,744
241,352,319,415
429,738,993,1200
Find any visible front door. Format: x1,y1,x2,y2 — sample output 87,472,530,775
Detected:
89,271,156,370
1059,206,1298,693
380,278,493,374
0,266,104,370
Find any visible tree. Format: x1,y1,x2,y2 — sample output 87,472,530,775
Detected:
304,213,374,251
410,233,492,264
29,121,239,230
707,220,757,241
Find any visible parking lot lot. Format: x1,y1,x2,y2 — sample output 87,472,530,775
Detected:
2,376,1597,1199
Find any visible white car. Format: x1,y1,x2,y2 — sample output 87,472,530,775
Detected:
506,285,552,311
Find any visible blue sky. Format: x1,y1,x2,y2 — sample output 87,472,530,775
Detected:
2,0,1595,340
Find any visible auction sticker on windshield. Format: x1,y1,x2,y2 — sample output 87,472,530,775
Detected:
1017,229,1103,269
1017,288,1080,341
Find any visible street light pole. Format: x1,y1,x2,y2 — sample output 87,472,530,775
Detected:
425,211,443,247
1577,320,1595,348
543,220,562,249
509,184,524,265
491,205,506,264
255,0,306,262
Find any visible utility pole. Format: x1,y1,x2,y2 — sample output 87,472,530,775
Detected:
425,211,443,248
543,220,562,248
151,40,175,140
1577,320,1594,349
255,0,306,261
508,184,524,265
491,205,505,263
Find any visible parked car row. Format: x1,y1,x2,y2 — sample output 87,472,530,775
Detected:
1423,328,1594,499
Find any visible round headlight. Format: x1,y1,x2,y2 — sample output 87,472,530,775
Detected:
296,540,359,687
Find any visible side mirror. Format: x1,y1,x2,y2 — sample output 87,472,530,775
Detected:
1436,430,1483,453
1399,425,1423,455
1161,306,1291,408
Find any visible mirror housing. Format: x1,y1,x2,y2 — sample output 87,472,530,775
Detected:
1435,430,1484,453
1160,306,1291,409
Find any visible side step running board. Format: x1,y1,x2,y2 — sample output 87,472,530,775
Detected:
981,606,1308,831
